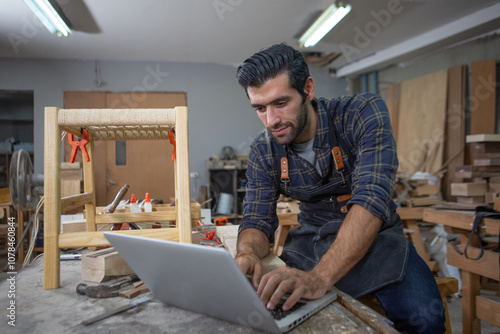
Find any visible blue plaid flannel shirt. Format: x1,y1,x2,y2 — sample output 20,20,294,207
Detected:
239,92,399,242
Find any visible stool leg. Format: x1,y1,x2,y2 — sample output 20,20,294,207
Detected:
83,140,96,232
44,107,61,289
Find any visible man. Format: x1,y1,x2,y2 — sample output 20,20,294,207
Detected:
235,44,445,333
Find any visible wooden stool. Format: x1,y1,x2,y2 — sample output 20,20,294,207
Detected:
44,106,198,289
358,277,459,333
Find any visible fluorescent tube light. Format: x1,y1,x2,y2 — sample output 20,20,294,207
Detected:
299,3,351,48
23,0,71,37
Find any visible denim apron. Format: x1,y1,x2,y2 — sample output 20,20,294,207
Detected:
275,101,409,298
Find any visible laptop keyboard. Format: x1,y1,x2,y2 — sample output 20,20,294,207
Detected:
269,299,306,320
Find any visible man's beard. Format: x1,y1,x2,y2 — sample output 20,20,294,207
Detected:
268,101,308,146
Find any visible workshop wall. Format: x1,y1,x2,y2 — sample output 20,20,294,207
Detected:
0,57,345,195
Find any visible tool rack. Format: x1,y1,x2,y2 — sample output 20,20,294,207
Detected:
44,106,198,289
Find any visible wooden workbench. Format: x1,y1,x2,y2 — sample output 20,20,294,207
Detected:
423,207,500,333
0,253,398,333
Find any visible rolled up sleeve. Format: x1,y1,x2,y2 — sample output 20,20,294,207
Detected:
345,95,398,222
238,140,280,243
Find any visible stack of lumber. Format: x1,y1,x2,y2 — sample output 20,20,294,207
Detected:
406,179,441,207
394,176,442,208
452,134,500,206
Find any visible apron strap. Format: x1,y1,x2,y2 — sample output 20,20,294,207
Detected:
275,99,354,190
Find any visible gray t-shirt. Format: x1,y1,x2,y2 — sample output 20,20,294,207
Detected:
290,138,321,175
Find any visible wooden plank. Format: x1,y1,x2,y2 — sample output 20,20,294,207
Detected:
277,212,299,226
83,140,96,232
0,187,11,203
476,295,500,327
447,244,499,280
443,65,466,201
60,192,93,212
44,106,61,290
409,196,441,207
403,219,431,263
456,196,485,204
473,158,500,166
495,197,500,211
81,249,133,282
95,203,201,225
119,284,150,299
470,59,497,135
411,184,439,196
61,219,87,233
397,69,448,177
489,183,500,193
423,208,500,235
386,83,401,144
455,165,500,178
462,271,482,334
175,106,192,244
335,288,400,334
450,182,487,196
58,228,180,248
96,211,178,224
469,142,500,158
467,133,500,143
396,207,423,220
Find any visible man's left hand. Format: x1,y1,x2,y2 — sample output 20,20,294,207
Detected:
257,266,330,311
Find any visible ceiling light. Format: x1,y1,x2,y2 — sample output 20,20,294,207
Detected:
299,3,352,48
23,0,71,37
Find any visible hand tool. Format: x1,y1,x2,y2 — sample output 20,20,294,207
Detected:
76,274,139,298
100,184,141,230
81,296,152,326
194,221,220,244
68,128,90,163
214,217,228,225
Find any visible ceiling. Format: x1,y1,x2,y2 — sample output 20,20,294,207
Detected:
1,0,500,78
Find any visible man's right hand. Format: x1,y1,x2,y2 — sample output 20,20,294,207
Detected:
235,252,262,290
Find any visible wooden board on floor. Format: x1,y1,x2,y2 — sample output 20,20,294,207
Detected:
397,69,448,177
81,247,134,282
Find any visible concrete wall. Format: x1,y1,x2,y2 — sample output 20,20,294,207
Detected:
0,57,346,197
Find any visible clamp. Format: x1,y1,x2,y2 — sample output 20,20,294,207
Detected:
68,129,90,163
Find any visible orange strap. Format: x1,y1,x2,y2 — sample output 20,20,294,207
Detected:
331,146,344,170
169,129,176,161
336,193,351,202
280,157,289,181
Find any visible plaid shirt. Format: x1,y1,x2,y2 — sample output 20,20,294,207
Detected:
239,93,399,242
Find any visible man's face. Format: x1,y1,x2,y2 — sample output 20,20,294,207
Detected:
247,72,309,145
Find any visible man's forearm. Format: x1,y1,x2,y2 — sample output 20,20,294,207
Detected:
312,204,383,287
236,228,270,259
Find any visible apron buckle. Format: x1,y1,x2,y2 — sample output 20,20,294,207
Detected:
339,171,347,188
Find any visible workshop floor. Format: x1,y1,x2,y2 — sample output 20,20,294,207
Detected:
0,255,498,333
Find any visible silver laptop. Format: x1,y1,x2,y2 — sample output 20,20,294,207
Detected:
104,233,337,333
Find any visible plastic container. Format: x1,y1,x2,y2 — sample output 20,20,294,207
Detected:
144,193,153,212
216,192,233,214
129,194,142,213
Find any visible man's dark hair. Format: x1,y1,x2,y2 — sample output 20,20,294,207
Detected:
236,43,310,101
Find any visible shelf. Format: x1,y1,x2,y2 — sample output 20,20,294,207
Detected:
208,167,247,224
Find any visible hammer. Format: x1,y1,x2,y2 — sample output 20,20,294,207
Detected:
77,274,139,298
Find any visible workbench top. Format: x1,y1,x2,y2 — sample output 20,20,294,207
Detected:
0,256,396,334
